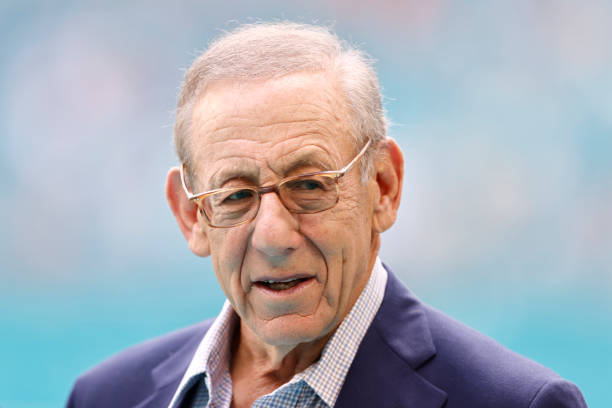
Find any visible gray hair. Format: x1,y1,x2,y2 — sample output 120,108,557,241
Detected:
174,22,387,180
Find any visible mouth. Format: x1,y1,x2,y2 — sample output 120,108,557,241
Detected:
255,277,310,291
252,274,315,294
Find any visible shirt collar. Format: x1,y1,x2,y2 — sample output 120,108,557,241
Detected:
168,257,387,408
168,301,237,408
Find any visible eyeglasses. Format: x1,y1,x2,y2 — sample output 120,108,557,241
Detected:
180,139,371,228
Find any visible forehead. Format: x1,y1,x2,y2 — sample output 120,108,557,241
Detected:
188,72,354,187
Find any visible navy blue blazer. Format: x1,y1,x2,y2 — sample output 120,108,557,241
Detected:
67,267,587,407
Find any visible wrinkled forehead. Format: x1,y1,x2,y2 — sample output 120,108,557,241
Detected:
187,72,355,188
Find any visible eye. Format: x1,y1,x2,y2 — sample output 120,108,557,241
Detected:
222,189,255,203
288,178,324,191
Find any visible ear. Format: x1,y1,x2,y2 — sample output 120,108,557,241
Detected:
371,138,404,233
165,167,211,257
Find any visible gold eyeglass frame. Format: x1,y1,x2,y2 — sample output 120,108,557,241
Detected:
179,139,371,228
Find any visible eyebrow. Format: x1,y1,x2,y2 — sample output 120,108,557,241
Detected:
270,149,336,176
204,148,336,191
206,162,260,190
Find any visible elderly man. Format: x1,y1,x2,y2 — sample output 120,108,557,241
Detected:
67,23,587,408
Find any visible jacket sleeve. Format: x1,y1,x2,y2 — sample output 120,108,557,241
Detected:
65,377,86,408
65,382,79,408
529,379,588,408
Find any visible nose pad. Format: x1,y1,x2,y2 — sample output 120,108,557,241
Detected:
250,192,302,257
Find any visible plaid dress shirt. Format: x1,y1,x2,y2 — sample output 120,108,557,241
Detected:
168,257,387,408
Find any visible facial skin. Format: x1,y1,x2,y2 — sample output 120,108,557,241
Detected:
166,71,404,369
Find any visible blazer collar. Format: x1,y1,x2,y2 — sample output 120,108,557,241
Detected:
336,265,448,408
133,323,210,408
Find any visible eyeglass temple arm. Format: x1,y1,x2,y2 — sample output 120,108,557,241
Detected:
179,164,197,200
337,139,371,176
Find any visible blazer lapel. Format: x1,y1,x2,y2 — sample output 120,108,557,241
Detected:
133,325,208,408
336,268,448,408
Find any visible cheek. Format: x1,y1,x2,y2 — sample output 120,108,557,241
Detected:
210,228,248,264
301,214,355,299
209,230,249,297
316,198,373,297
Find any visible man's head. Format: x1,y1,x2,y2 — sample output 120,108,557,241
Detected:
173,22,387,184
166,22,404,349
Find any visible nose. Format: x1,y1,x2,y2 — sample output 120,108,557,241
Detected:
250,192,302,259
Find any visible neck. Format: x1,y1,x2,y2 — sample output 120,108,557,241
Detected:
231,319,332,382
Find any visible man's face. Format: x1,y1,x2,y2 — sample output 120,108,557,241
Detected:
189,72,377,347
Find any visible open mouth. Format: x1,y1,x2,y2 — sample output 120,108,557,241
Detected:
254,277,311,291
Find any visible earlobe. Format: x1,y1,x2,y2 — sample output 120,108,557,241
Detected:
372,138,404,233
165,167,211,257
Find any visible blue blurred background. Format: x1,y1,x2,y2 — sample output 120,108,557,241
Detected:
1,1,611,407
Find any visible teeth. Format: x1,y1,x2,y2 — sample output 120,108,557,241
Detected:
259,277,309,291
268,280,301,291
266,278,298,284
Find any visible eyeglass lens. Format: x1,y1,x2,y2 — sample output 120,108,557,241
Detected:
201,174,339,227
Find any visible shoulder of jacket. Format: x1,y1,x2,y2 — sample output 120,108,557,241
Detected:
66,318,214,407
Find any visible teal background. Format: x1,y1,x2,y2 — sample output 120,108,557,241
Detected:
1,1,610,407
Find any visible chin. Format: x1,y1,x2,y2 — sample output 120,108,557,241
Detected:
253,314,333,347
